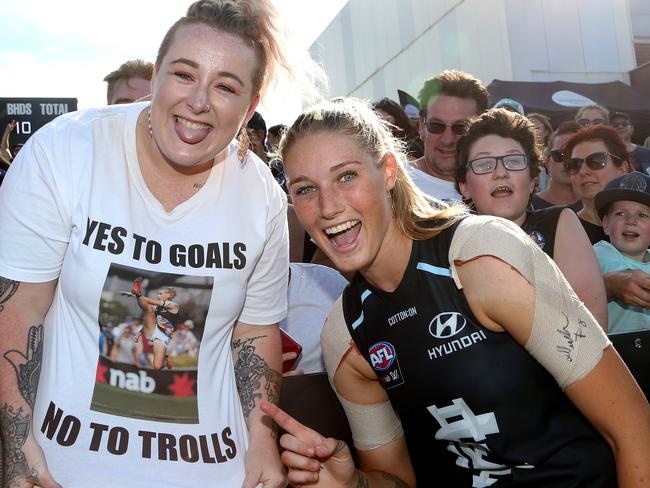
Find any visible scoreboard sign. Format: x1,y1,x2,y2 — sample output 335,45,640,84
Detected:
0,97,78,146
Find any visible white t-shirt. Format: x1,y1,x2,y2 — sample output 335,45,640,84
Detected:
0,103,288,487
406,164,462,202
281,263,348,374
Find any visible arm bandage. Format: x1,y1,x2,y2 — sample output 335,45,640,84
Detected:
449,216,611,390
321,297,404,450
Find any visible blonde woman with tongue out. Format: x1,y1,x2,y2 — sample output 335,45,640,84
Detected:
260,98,650,488
0,1,324,487
454,108,608,331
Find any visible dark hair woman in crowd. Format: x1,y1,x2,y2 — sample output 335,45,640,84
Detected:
262,97,650,488
455,108,607,328
372,97,423,160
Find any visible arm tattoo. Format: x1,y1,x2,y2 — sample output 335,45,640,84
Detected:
0,278,19,313
333,440,346,454
355,472,370,488
3,325,43,409
232,335,280,418
1,405,39,487
380,472,410,488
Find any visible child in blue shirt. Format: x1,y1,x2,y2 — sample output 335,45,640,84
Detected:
594,171,650,332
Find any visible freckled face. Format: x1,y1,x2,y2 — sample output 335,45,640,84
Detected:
459,135,535,226
149,23,260,168
284,132,398,276
569,140,628,204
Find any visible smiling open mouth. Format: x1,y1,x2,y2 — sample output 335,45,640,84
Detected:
324,220,361,248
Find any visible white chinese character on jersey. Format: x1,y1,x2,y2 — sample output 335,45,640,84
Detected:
427,398,534,487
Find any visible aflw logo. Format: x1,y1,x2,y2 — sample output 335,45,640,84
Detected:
429,312,466,339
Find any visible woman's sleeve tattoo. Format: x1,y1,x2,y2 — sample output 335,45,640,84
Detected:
232,335,281,418
4,325,43,409
0,278,19,313
0,405,39,486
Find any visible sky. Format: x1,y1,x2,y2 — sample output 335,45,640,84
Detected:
0,0,346,126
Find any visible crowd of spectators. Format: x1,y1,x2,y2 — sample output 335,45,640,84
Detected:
2,16,650,483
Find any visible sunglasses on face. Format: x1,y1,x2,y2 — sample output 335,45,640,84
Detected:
549,149,564,163
467,154,529,175
425,120,466,135
563,151,622,175
577,118,605,128
612,120,630,129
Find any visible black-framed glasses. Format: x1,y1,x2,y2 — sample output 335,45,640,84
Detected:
577,118,605,128
467,154,529,175
563,151,621,175
549,149,564,163
425,120,466,135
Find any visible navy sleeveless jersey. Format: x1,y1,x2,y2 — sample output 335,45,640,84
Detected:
342,222,616,487
521,206,565,260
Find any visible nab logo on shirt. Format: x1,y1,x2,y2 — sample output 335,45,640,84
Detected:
429,312,466,339
369,341,396,371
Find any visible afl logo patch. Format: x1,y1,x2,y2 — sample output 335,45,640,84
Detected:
369,341,396,370
429,312,467,339
528,230,546,250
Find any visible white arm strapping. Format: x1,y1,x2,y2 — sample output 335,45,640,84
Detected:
448,215,611,390
321,297,404,450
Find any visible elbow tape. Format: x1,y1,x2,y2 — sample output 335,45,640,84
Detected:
321,297,404,450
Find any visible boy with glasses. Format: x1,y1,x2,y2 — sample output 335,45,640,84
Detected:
610,112,650,173
408,70,489,201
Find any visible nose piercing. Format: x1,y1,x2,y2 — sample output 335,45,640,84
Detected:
204,105,211,113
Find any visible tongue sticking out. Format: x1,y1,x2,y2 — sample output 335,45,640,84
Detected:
330,223,361,248
175,117,211,144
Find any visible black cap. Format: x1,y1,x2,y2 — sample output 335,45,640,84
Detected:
247,111,266,133
595,171,650,219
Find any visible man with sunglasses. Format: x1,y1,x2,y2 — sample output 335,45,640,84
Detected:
611,112,650,173
408,70,489,201
532,121,582,211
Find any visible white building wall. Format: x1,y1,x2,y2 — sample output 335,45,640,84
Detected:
630,0,650,38
311,0,637,102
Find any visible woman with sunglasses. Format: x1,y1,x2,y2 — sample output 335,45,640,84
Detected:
532,121,582,211
575,104,609,129
455,109,607,328
261,98,650,487
562,125,631,245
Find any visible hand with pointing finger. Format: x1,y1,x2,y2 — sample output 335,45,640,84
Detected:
260,401,357,488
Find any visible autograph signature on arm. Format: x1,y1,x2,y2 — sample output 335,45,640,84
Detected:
555,313,587,362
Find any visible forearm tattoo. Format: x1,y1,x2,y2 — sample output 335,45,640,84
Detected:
1,326,44,486
0,405,39,487
4,325,43,409
232,335,281,418
0,278,19,313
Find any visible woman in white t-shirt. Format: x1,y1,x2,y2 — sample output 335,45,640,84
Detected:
0,1,324,486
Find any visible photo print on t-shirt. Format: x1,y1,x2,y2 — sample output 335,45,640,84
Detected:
91,263,212,424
